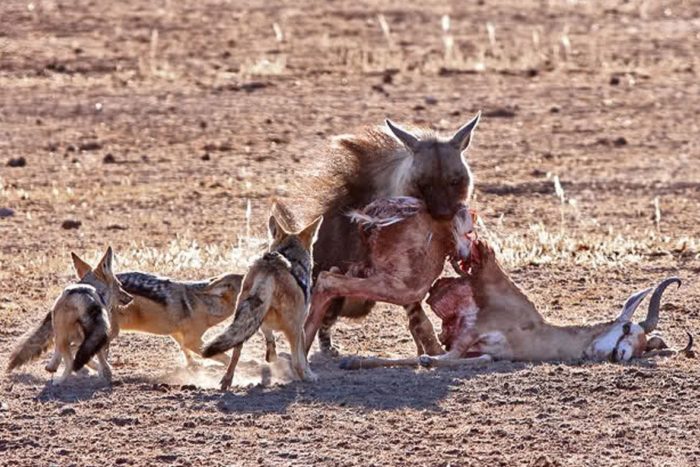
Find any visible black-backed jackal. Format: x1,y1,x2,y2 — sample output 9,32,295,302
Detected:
202,212,323,390
6,247,132,384
113,271,243,366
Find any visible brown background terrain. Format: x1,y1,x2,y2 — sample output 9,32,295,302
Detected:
1,0,699,465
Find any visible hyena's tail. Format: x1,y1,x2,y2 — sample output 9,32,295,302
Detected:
73,303,110,371
202,276,274,358
6,311,54,373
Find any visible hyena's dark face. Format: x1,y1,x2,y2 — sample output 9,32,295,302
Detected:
410,142,473,220
386,114,480,220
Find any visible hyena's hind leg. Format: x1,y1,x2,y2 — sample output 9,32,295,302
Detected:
404,302,444,356
261,325,277,362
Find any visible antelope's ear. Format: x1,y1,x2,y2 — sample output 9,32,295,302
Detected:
96,246,115,278
645,335,668,352
298,216,323,249
385,119,419,152
616,287,652,322
71,252,93,279
450,112,481,152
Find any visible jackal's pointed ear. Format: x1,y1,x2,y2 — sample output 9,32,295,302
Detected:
268,214,287,243
450,111,481,153
202,274,241,297
616,287,652,322
298,216,323,249
96,246,115,278
71,252,93,279
385,119,419,152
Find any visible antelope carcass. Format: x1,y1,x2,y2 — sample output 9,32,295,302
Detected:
304,196,474,355
340,235,691,370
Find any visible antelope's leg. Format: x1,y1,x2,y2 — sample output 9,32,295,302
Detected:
304,272,426,354
404,302,444,356
418,354,493,368
339,356,423,370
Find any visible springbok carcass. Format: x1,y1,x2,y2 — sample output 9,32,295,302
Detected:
303,196,474,355
336,214,691,370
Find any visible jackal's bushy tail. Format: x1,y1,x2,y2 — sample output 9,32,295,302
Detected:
73,303,110,371
6,311,53,372
202,277,273,357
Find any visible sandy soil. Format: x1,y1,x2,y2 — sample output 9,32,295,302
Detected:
1,0,699,465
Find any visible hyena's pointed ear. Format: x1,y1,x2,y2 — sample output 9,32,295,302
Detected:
96,246,115,278
298,215,323,249
385,119,419,152
450,111,481,152
71,252,93,279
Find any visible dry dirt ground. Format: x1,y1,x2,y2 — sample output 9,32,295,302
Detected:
1,0,700,465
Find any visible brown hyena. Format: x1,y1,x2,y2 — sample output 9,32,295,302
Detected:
307,113,481,356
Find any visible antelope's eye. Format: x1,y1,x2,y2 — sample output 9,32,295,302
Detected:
622,323,631,335
451,178,463,186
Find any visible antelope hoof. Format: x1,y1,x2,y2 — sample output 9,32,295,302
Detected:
418,355,435,368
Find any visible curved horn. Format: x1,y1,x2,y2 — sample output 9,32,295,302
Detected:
616,287,652,323
639,277,681,333
681,331,693,355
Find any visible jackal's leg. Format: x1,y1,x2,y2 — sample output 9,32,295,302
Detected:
45,348,61,373
284,322,317,382
305,272,428,354
261,325,277,363
184,333,230,365
96,348,112,382
404,302,444,356
219,344,242,391
54,339,73,385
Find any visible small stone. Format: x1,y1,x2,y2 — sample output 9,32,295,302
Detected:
613,136,627,146
183,421,196,428
59,407,76,416
79,141,102,151
550,105,560,113
7,157,26,167
0,208,15,219
61,220,82,230
201,153,211,161
425,96,438,105
610,76,620,85
103,153,116,164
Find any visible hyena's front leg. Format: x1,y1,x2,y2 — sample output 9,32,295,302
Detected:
404,302,444,356
317,298,343,356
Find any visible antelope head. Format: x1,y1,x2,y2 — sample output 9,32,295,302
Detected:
584,278,682,362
